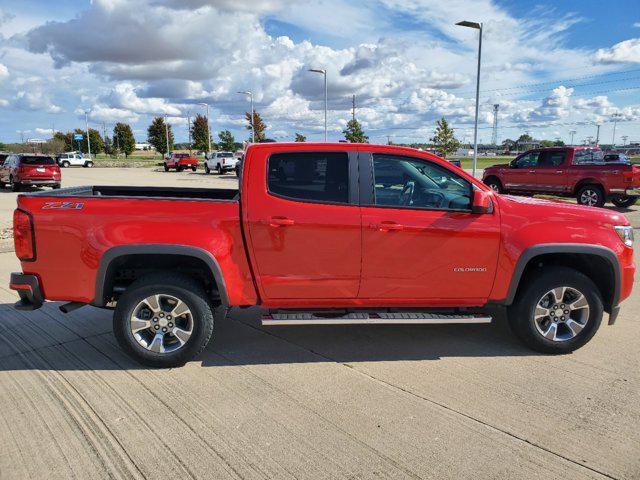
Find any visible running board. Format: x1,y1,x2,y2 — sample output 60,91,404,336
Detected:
261,312,492,326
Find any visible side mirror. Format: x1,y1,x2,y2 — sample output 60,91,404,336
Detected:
472,189,493,214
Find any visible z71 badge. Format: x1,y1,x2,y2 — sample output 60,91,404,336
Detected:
42,201,84,210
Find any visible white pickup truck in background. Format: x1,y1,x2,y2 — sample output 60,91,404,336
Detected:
204,151,239,175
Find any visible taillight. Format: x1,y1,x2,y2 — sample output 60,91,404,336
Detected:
13,209,36,261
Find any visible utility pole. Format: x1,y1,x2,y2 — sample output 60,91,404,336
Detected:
611,113,622,146
569,130,576,145
163,114,170,158
187,112,192,154
352,94,356,121
309,69,328,141
84,110,92,158
595,124,601,145
622,135,628,146
491,104,499,146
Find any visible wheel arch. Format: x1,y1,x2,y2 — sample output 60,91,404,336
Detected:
573,179,604,195
93,244,229,308
504,244,620,315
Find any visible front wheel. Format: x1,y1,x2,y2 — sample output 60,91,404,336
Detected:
204,164,210,174
10,176,20,192
216,164,222,175
83,161,93,168
484,177,503,193
113,274,218,368
163,163,169,172
508,267,603,354
191,166,197,172
577,185,605,208
62,161,70,168
611,195,637,208
177,166,183,172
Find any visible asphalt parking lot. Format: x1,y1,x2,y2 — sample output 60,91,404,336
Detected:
0,167,638,479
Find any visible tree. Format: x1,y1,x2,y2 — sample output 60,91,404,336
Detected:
501,138,516,151
218,130,235,151
539,139,555,148
517,133,534,145
430,117,459,158
74,128,104,155
54,132,74,151
191,114,210,152
294,132,307,142
246,111,266,142
147,117,174,156
0,142,6,151
343,118,368,143
113,123,136,157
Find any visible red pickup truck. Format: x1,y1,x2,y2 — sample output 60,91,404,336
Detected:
483,146,640,208
10,143,635,367
164,153,198,172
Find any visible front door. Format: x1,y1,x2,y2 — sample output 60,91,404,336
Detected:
503,151,540,191
359,153,500,302
245,149,362,300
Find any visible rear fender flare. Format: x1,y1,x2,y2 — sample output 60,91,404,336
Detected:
92,244,229,307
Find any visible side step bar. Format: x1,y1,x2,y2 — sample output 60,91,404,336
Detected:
261,312,492,326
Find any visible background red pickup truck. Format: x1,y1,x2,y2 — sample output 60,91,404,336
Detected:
10,143,635,367
482,146,640,208
164,153,198,172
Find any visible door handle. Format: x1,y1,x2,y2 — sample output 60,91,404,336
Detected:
268,216,295,227
371,221,404,232
556,170,564,174
528,170,535,173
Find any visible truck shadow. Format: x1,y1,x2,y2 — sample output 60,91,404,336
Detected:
0,302,536,372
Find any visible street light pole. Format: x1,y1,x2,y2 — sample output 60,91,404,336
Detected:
309,69,327,141
163,114,170,158
197,103,211,154
569,130,577,145
85,110,92,159
612,113,622,146
237,91,254,143
456,21,482,178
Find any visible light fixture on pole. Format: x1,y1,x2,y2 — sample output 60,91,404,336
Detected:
197,102,211,154
309,68,327,141
237,91,255,143
84,110,92,159
455,20,482,178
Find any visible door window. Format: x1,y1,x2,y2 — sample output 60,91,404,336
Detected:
372,154,472,210
268,152,349,204
513,152,540,168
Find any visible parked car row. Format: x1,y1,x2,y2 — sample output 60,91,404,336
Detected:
482,146,640,208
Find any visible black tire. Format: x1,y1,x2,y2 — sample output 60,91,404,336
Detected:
52,184,61,190
217,164,222,175
84,161,93,168
507,267,603,354
484,176,503,193
611,195,637,208
577,184,605,208
62,161,70,168
177,166,183,172
113,273,220,368
10,176,20,192
204,164,210,174
191,166,197,172
164,163,169,172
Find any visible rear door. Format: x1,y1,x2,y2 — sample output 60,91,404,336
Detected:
245,147,362,300
529,150,568,193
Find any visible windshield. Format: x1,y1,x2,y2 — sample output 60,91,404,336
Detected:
175,153,190,158
218,152,233,157
20,156,55,165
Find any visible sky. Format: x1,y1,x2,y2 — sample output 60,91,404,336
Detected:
0,0,639,146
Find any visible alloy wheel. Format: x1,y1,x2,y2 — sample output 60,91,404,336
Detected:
533,286,590,342
129,294,194,354
580,189,599,206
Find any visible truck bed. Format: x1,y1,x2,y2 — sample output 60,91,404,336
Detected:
24,185,239,201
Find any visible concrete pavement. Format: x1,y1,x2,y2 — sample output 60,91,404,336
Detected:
0,168,638,479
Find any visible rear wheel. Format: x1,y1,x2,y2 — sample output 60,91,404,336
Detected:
216,164,222,175
163,163,169,172
62,161,70,168
204,164,210,174
52,183,61,190
577,185,605,207
611,195,637,208
84,161,94,168
191,166,197,172
113,273,219,368
484,177,503,193
508,267,603,354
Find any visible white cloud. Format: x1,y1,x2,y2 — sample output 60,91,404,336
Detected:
0,63,8,80
594,38,640,64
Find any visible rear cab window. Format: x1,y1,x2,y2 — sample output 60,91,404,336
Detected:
267,152,349,204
